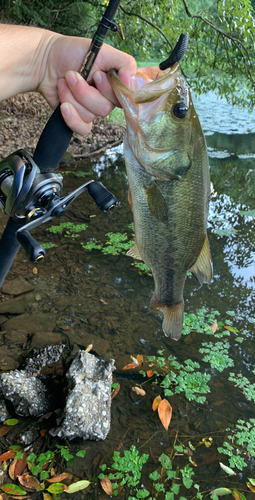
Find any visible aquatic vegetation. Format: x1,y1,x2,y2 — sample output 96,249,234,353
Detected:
199,341,234,372
218,418,255,471
48,221,88,236
228,371,255,402
41,242,57,249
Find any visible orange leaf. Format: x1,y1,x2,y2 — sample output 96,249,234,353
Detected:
247,482,255,493
122,363,138,370
111,383,120,400
100,476,113,496
136,355,143,365
152,395,162,411
84,344,93,353
210,320,218,333
47,473,69,483
0,425,11,437
147,370,154,378
40,429,47,437
0,450,15,461
232,490,244,499
13,454,27,480
158,399,172,431
18,472,43,490
132,387,146,396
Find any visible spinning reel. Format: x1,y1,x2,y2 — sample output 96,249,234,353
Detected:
0,149,117,263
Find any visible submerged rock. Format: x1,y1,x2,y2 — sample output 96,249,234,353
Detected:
24,344,66,376
0,370,49,416
50,351,115,441
0,400,9,422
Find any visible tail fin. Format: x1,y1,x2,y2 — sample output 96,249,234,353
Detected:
149,294,184,340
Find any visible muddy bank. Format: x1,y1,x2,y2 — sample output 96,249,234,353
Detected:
0,92,125,162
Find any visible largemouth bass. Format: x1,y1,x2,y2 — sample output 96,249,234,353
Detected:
108,63,212,340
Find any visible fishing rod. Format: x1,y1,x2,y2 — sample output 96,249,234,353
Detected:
0,0,124,287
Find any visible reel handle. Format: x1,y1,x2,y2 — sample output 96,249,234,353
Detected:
16,230,45,263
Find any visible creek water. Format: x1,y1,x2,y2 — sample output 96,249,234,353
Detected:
0,91,255,498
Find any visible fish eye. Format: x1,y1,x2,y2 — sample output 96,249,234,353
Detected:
173,103,188,119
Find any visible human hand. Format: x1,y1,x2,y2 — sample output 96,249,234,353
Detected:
38,35,136,135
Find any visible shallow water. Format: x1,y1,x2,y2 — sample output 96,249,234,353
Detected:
0,92,255,498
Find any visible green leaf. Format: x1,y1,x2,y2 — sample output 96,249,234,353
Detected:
76,450,86,458
47,483,67,494
1,484,27,495
40,471,50,480
4,418,19,426
210,488,232,496
248,478,255,486
219,462,236,475
136,489,150,498
159,454,172,469
15,451,24,459
149,471,160,481
65,480,90,493
100,464,107,471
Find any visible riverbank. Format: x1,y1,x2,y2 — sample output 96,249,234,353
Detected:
0,92,125,163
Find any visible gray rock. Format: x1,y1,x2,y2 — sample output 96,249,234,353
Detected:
4,312,56,332
0,400,9,422
1,277,34,295
0,370,49,416
24,344,66,375
50,351,115,441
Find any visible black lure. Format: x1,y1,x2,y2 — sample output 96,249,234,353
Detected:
159,33,189,70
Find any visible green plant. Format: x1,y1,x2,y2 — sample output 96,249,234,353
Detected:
199,341,234,372
218,418,255,471
48,222,88,236
228,371,255,401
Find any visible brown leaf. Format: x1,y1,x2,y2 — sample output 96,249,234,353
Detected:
111,383,120,400
232,490,244,499
136,355,143,365
37,412,53,422
122,363,139,370
84,344,93,353
152,395,162,411
100,476,113,496
0,425,11,437
147,370,154,378
210,320,218,333
158,399,172,431
47,472,69,483
0,450,15,461
10,453,27,480
32,267,38,274
132,387,146,396
247,482,255,493
40,429,47,437
18,472,43,490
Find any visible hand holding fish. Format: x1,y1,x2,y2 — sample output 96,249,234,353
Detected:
0,23,136,136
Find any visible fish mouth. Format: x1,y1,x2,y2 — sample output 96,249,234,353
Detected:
108,63,180,106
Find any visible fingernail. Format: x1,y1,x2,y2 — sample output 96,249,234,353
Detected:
129,75,137,91
61,102,71,117
66,70,81,87
93,71,102,85
58,79,66,93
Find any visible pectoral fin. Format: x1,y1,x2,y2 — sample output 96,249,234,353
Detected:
127,241,142,260
189,235,213,284
149,293,184,341
145,182,168,223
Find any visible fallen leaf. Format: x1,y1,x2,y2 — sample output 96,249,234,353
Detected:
0,425,11,437
40,429,47,437
10,454,27,480
147,370,154,378
47,473,69,483
132,387,146,396
18,473,43,490
219,462,236,476
202,437,213,448
37,412,53,422
111,383,120,400
248,478,255,486
152,395,162,411
84,344,93,353
100,299,108,305
32,267,38,274
122,363,139,370
4,418,18,426
211,488,232,497
210,320,218,333
247,482,255,493
232,490,246,500
100,476,113,496
1,484,27,495
65,480,90,493
0,451,15,461
158,399,172,431
224,325,239,333
43,493,54,500
136,355,143,365
47,483,67,494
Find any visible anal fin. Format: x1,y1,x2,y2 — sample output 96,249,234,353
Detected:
127,241,142,260
149,293,184,341
189,235,213,284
